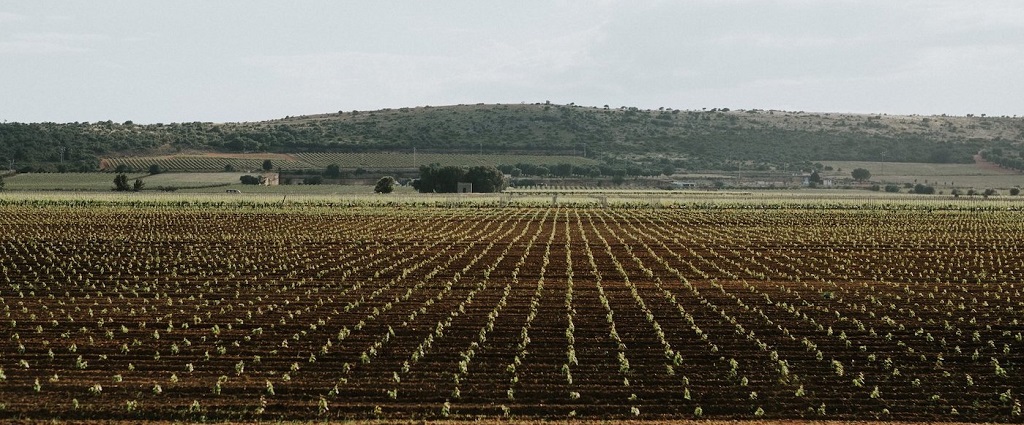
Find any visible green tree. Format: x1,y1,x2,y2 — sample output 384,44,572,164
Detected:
262,159,273,171
0,174,5,191
851,168,871,181
223,163,235,172
133,178,145,192
434,166,465,193
1010,187,1020,196
325,164,341,179
808,170,823,185
551,163,574,178
412,164,439,193
148,164,162,175
113,174,131,191
463,165,507,193
374,176,397,194
913,184,935,194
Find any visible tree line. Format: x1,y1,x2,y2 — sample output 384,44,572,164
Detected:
411,165,507,193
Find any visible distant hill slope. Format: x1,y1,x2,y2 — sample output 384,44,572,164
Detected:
2,103,1022,172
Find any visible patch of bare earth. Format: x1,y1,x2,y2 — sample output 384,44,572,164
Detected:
973,154,1022,174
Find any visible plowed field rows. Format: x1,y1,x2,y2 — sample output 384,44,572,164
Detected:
0,204,1022,422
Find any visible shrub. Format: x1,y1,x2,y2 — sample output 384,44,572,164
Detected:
240,175,263,185
851,168,871,181
913,184,935,194
374,176,396,194
884,184,900,193
113,174,131,191
463,165,508,193
325,164,341,179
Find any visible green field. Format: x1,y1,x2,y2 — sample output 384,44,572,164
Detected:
4,172,237,191
820,160,1023,189
1,172,147,191
6,168,1024,200
4,176,1024,211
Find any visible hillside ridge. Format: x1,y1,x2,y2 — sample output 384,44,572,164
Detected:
2,103,1023,172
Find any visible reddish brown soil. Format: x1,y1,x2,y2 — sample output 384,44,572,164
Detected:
973,154,1022,174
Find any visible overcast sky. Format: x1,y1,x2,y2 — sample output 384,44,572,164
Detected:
2,0,1022,123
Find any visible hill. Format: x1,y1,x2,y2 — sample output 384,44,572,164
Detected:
2,103,1023,173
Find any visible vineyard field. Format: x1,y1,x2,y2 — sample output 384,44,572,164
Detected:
0,203,1022,422
100,152,598,172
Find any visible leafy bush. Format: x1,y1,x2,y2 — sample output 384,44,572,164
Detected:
325,164,341,179
113,174,131,191
463,166,508,193
851,168,871,181
239,175,263,185
374,176,396,194
912,184,935,194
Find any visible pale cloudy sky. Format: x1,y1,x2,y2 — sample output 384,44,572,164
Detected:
2,0,1022,123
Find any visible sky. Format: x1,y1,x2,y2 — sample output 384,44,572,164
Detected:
2,0,1023,124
